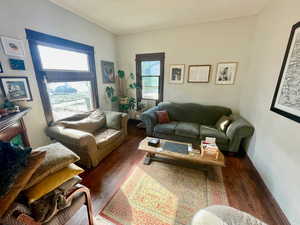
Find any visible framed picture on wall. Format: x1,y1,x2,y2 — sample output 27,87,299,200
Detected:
101,60,115,83
169,64,185,84
188,65,211,83
0,76,32,101
1,37,25,57
215,62,238,85
271,21,300,123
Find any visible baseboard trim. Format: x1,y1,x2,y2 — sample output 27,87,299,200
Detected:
246,156,291,225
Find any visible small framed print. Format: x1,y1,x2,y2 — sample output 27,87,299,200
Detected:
101,60,115,83
169,64,185,84
9,58,26,70
188,65,211,83
1,37,25,57
0,76,32,101
215,62,238,85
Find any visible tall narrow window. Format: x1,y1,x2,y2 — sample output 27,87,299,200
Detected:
136,53,165,102
26,29,99,124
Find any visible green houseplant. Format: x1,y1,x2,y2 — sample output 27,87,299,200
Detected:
105,70,139,112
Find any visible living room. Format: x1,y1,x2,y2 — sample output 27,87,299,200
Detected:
0,0,298,225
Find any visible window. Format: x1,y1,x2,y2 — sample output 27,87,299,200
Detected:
26,29,99,124
136,53,165,102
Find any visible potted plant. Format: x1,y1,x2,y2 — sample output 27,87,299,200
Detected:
105,70,139,113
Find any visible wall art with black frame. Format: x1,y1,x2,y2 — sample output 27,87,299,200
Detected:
271,21,300,123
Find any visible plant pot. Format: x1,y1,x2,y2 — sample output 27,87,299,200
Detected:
119,97,129,105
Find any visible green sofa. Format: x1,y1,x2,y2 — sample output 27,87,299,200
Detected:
141,102,254,153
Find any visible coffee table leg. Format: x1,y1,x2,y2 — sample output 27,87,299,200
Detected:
144,153,154,165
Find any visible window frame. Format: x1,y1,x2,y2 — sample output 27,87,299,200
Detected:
26,29,99,125
136,53,165,102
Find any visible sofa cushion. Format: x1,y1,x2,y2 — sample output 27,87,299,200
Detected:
154,121,178,135
175,122,200,138
94,128,122,148
200,126,229,144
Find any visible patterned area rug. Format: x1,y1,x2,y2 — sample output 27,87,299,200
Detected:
100,161,228,225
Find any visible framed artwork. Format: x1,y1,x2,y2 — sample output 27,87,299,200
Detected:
9,58,26,70
1,37,25,57
0,76,32,101
215,62,238,85
271,21,300,123
101,60,115,83
0,62,3,73
169,64,185,84
188,65,211,83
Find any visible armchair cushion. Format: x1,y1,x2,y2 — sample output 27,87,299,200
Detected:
94,129,122,148
106,111,122,130
154,122,178,135
60,114,106,134
175,122,200,138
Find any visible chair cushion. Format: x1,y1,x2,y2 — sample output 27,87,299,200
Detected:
200,125,229,144
0,151,46,217
24,163,84,204
25,143,80,189
175,122,200,138
0,142,32,196
94,128,122,148
154,121,178,135
60,115,106,134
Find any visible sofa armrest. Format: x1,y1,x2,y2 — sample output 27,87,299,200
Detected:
141,106,159,136
226,116,254,152
46,125,98,167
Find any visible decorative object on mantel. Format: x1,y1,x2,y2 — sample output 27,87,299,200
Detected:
188,65,211,83
1,36,25,57
0,62,3,73
9,58,26,70
215,62,238,85
169,64,185,84
0,76,32,101
101,60,115,83
271,21,300,124
105,70,139,112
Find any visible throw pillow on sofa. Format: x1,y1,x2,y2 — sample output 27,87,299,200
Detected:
216,116,232,132
156,111,170,124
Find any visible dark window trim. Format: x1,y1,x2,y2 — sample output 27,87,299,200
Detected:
136,52,165,103
26,29,99,125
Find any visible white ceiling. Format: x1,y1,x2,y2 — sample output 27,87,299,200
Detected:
50,0,270,35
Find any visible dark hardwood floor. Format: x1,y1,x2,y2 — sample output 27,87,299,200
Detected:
66,121,284,225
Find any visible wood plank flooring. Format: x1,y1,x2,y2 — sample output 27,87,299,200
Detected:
66,121,285,225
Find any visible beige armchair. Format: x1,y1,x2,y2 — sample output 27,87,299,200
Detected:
46,110,128,168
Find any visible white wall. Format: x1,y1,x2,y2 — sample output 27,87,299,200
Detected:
117,17,256,112
0,0,116,148
239,0,300,224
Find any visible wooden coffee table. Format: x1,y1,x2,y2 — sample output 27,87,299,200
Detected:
138,137,225,167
